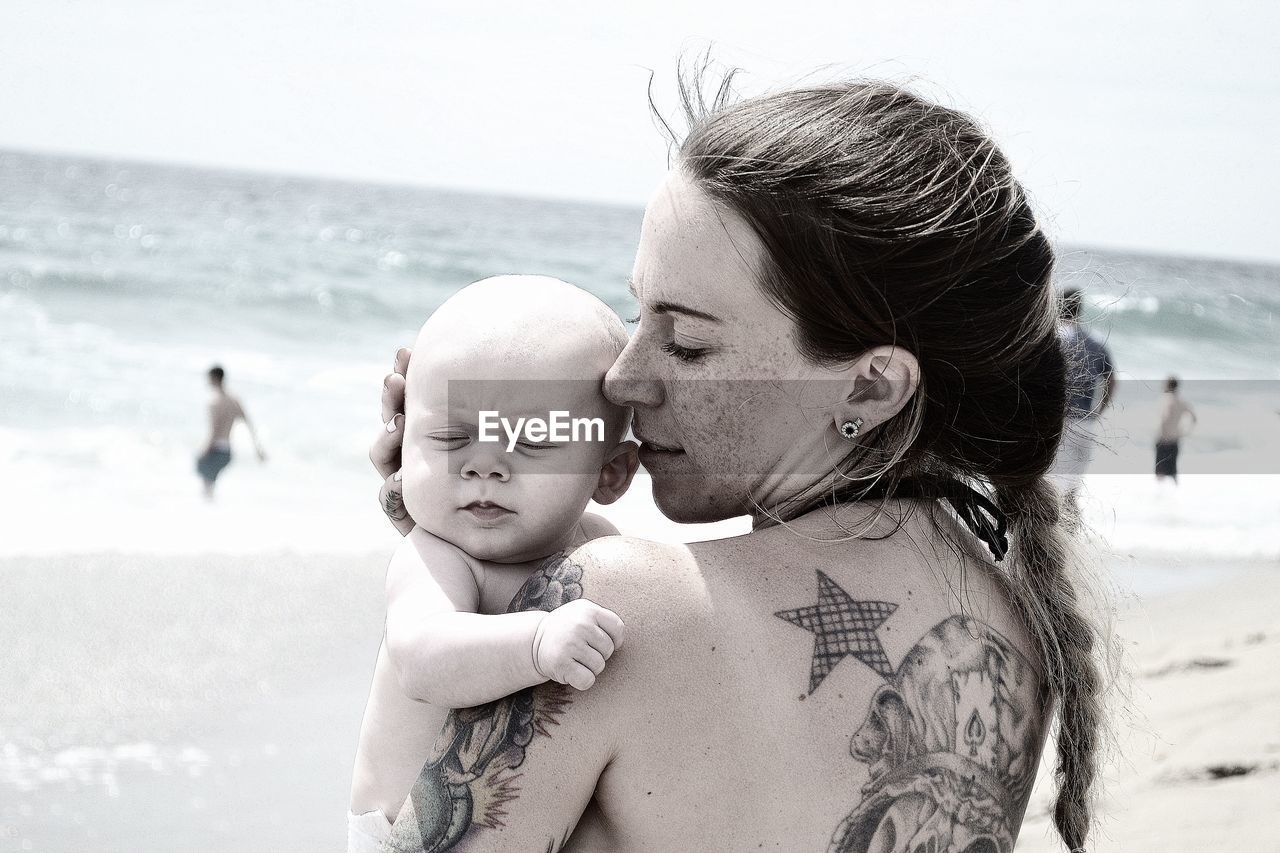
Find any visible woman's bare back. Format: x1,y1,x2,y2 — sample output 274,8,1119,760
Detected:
567,505,1049,852
384,502,1050,852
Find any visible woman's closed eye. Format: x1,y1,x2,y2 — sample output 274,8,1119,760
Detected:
661,341,709,363
428,433,470,446
627,311,711,362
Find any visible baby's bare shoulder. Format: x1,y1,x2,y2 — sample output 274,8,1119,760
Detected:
387,527,486,600
578,511,620,539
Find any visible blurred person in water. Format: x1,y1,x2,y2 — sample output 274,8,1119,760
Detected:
197,365,266,500
1155,375,1196,485
1049,287,1116,517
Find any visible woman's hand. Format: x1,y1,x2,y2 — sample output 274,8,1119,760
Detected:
371,347,414,535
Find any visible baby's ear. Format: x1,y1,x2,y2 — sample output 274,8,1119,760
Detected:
591,440,640,505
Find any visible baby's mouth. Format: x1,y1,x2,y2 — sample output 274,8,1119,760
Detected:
462,500,514,521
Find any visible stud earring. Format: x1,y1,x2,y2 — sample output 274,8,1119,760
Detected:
840,417,864,440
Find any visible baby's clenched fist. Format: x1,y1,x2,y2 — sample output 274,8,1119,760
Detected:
531,599,626,691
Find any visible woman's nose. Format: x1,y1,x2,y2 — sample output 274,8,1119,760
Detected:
604,336,664,410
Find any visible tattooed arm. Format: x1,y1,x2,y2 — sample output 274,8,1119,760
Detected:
382,541,639,853
385,529,624,709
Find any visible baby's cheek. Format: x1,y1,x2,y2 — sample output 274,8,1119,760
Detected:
399,447,438,526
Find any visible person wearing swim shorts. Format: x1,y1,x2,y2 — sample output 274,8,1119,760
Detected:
1156,375,1196,484
196,365,266,500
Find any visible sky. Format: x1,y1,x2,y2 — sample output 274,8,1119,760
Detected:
2,1,1277,262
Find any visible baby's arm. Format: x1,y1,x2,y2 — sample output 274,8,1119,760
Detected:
384,527,624,709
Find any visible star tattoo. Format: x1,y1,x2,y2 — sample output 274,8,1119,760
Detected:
774,570,897,694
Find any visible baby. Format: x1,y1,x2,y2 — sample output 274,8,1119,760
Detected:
347,276,639,853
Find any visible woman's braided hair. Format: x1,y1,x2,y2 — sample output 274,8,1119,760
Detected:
669,71,1107,850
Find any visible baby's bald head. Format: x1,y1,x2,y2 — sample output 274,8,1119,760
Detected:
408,275,631,445
398,276,639,561
413,276,627,381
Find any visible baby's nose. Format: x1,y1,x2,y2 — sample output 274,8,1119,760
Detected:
460,447,510,481
462,463,509,481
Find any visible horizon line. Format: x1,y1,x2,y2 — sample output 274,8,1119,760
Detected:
4,144,1279,270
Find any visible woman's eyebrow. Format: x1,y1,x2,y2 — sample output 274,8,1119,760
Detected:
627,278,721,323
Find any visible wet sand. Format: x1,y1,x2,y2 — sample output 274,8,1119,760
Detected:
1,551,386,853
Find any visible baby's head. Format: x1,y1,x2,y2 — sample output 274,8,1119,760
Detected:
401,275,638,562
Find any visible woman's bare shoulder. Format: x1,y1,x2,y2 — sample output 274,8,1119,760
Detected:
557,536,717,655
565,536,705,603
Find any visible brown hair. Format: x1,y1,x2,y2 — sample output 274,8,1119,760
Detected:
667,70,1107,850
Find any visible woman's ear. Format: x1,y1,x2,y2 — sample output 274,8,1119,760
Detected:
833,345,920,433
592,440,641,505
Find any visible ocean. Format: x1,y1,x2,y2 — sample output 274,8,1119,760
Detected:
2,148,1278,562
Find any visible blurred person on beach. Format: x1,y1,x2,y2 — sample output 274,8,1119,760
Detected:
197,365,266,500
368,74,1112,853
1049,286,1116,516
1155,375,1196,485
346,277,640,853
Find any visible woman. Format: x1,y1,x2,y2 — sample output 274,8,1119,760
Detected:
370,77,1104,853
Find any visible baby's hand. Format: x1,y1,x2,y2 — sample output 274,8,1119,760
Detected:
531,599,625,691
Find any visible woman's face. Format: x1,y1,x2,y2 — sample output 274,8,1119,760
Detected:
604,171,853,524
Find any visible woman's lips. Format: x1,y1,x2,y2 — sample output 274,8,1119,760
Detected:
461,501,514,521
637,439,685,465
634,431,684,454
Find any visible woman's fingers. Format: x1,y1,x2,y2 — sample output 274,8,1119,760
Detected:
372,348,410,478
393,346,412,378
372,347,415,534
370,413,404,480
378,470,415,536
380,370,406,424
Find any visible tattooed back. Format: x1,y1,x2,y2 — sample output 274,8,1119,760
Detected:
384,500,1052,853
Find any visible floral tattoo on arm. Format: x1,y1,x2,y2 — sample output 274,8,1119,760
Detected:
382,553,584,853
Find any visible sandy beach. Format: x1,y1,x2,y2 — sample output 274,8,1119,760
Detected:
1,551,388,853
1017,557,1280,852
2,548,1277,852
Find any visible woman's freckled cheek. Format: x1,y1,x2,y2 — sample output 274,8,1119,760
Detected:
675,382,744,461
